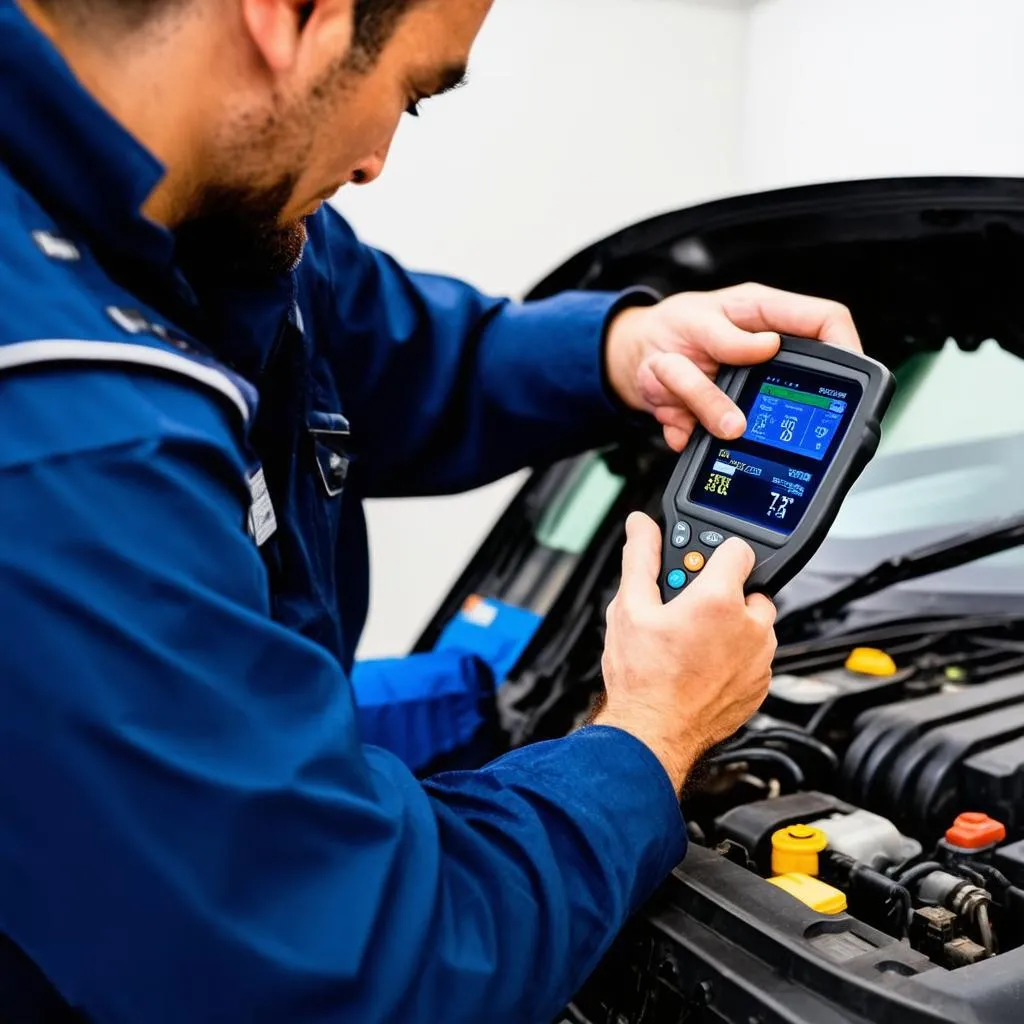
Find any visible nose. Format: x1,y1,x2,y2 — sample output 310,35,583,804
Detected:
349,149,388,186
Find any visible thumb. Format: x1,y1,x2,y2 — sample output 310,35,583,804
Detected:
617,511,663,607
704,326,781,368
686,306,781,368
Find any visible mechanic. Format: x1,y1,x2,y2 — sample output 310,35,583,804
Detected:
0,0,862,1020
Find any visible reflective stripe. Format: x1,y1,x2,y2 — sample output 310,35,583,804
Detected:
0,339,250,422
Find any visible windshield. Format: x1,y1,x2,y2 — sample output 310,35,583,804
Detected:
815,338,1024,580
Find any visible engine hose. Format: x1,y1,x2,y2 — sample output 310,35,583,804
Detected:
846,860,912,939
707,749,806,791
895,861,946,890
894,884,913,936
970,863,1015,898
955,864,990,889
736,728,840,772
976,902,996,955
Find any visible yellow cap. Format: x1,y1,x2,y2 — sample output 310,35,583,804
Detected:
768,873,847,915
771,824,828,876
845,647,897,677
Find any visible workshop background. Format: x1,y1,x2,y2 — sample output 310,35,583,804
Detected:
336,0,1024,660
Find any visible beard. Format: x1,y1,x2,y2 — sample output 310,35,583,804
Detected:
173,64,349,284
173,172,308,285
172,58,355,286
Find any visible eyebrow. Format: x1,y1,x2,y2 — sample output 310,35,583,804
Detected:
430,63,470,98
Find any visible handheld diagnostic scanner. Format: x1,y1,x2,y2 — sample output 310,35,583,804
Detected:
659,336,896,601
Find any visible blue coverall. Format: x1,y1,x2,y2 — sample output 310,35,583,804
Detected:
0,5,688,1021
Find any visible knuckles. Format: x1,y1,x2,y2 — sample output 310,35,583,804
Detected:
613,597,659,637
686,584,738,620
831,301,854,324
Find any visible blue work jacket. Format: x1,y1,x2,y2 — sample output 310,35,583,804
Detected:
0,6,687,1022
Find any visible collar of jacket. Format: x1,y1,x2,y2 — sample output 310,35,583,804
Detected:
0,0,175,270
0,1,304,377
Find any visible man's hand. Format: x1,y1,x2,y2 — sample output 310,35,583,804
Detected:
606,283,863,451
594,512,777,794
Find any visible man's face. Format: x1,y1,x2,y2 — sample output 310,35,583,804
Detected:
176,0,492,280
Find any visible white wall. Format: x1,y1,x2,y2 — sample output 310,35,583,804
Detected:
740,0,1024,476
741,0,1024,191
337,0,750,659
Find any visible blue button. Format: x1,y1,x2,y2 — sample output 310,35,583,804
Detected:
700,531,726,548
667,569,687,591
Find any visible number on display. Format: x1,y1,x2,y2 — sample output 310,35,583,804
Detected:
768,491,794,520
705,473,732,497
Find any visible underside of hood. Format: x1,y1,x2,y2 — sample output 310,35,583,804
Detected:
526,176,1024,366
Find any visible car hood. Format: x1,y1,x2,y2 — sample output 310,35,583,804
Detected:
420,180,1024,1024
526,176,1024,363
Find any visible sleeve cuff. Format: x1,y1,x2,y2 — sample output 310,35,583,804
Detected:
513,286,663,439
571,723,685,839
487,721,689,904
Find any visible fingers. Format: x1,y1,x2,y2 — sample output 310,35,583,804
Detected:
653,400,698,452
718,283,862,352
745,591,778,630
648,353,746,439
662,424,693,452
675,539,777,639
681,306,781,368
616,512,663,608
699,536,757,587
676,537,756,612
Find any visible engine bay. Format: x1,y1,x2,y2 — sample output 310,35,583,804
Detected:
414,178,1024,1022
693,611,1024,973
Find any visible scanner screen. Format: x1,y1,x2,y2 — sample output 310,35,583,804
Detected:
686,364,863,536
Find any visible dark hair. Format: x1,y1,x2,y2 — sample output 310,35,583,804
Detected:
351,0,417,61
37,0,417,60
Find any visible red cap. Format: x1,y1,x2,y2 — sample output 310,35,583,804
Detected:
945,812,1006,849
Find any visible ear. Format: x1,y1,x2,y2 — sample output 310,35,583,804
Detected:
241,0,354,73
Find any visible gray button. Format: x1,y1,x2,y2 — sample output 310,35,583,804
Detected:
671,521,691,548
700,530,726,548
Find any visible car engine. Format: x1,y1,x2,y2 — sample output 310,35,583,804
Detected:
592,591,1024,981
561,610,1024,1024
695,643,1024,970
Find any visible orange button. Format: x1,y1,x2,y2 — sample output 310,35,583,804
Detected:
946,812,1006,849
683,551,706,573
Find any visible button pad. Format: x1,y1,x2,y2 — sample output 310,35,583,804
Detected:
683,551,706,573
666,569,687,590
662,523,736,601
670,521,692,548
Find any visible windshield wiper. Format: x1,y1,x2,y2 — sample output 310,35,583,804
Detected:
779,509,1024,630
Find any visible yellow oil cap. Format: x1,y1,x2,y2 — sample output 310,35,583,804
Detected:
769,873,847,915
845,647,897,677
771,824,828,876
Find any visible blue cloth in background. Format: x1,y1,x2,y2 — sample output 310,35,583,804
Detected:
353,598,543,772
352,652,497,773
435,596,544,683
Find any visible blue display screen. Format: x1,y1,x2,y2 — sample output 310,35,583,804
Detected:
686,364,862,536
744,382,847,461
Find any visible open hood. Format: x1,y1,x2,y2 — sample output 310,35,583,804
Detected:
421,176,1024,1024
526,176,1024,362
